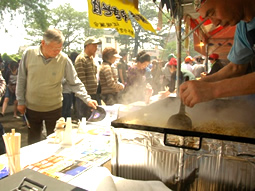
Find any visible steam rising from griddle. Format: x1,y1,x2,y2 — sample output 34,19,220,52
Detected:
116,97,255,138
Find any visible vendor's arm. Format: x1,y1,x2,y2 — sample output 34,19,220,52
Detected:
16,51,28,114
65,59,97,109
180,63,248,107
201,62,248,82
180,71,255,107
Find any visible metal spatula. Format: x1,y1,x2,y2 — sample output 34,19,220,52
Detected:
166,76,192,129
166,99,192,129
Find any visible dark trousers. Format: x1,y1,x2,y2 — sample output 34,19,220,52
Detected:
101,93,118,105
75,94,101,120
26,108,62,145
62,93,73,119
75,97,92,120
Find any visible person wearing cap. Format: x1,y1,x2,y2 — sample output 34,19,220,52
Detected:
207,53,224,75
16,28,98,144
192,55,205,78
75,37,102,119
168,53,176,62
180,0,255,107
182,56,194,73
166,57,181,93
99,47,124,105
162,58,195,96
163,53,176,68
162,53,176,84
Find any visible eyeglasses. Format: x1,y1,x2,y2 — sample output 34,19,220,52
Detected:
48,46,63,51
44,41,63,51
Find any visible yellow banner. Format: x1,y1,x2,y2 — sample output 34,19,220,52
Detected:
129,8,156,34
87,0,156,37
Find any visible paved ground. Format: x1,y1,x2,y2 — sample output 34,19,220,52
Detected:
0,105,79,148
0,105,28,147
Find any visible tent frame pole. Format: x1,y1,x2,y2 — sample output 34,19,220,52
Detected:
176,1,183,96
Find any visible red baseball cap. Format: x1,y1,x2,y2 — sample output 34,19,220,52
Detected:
168,58,177,66
209,53,219,60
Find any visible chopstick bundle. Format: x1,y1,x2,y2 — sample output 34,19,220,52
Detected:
2,129,21,175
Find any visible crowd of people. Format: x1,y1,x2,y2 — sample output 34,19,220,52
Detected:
0,43,226,117
0,28,228,145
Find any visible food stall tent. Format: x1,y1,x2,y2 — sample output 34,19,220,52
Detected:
110,1,255,190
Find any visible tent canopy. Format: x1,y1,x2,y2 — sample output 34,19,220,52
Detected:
158,0,236,60
190,16,235,61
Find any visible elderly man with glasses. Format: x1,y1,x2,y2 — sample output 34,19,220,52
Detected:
16,28,98,144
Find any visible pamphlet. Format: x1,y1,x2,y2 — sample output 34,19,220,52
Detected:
23,134,111,182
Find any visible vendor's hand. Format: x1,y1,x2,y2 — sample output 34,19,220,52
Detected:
179,80,216,108
87,100,98,109
17,105,26,114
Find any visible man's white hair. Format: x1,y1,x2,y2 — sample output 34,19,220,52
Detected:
43,28,65,44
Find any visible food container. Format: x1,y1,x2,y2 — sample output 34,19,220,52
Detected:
111,97,255,190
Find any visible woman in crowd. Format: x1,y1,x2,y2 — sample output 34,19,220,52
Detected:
99,47,124,105
123,51,151,103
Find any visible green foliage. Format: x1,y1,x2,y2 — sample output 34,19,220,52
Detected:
160,34,201,62
161,40,177,61
0,0,52,32
49,3,88,52
115,0,172,57
1,53,21,62
24,3,104,54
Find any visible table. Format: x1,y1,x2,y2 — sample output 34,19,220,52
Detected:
0,121,113,188
0,103,175,191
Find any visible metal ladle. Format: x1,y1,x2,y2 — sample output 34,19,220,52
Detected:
166,77,192,129
166,99,192,129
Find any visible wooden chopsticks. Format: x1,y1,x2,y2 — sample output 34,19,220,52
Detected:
2,128,21,175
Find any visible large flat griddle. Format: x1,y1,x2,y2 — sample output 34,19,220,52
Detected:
111,97,255,146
